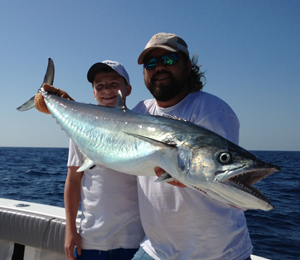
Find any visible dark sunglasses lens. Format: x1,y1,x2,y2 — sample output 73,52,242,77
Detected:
162,54,178,66
144,58,157,70
144,53,179,70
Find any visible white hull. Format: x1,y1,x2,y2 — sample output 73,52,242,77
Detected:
0,198,269,260
0,198,81,260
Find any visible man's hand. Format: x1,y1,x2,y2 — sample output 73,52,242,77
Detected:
154,167,187,187
35,83,74,114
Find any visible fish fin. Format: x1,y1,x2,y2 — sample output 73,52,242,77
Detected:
155,172,175,183
124,132,177,148
17,58,55,112
16,96,36,111
77,158,95,172
116,90,127,109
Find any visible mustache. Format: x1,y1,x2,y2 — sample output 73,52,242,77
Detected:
150,70,173,83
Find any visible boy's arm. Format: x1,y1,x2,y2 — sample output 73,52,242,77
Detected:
64,166,83,260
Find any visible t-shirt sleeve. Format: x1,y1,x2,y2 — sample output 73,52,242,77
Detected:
67,139,84,167
190,94,240,145
197,111,240,145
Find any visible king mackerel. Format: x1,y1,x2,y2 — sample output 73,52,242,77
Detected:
17,58,280,211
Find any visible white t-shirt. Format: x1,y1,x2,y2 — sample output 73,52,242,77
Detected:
133,91,253,260
67,140,144,250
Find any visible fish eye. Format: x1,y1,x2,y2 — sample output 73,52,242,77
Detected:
217,151,232,164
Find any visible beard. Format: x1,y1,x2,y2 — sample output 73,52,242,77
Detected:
145,69,189,102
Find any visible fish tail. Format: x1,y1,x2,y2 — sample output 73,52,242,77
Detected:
16,58,55,112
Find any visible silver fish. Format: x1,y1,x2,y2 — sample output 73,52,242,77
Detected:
18,58,280,211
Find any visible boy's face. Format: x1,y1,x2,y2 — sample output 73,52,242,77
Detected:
92,71,131,107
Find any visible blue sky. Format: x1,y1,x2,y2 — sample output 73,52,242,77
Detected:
1,0,299,151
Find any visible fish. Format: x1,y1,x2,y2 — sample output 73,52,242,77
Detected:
17,58,280,211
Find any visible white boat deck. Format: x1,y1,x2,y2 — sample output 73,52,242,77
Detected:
0,198,269,260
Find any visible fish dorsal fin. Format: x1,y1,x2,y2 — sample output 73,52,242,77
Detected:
116,90,127,109
77,157,95,172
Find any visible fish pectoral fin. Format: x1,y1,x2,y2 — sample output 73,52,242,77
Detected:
123,132,177,148
77,158,95,172
155,172,175,183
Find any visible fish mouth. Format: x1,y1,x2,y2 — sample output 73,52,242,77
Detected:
222,163,280,205
227,169,273,204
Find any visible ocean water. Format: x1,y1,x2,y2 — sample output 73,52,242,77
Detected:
0,147,299,260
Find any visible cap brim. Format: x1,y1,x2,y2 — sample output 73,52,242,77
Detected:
87,63,114,83
137,45,178,64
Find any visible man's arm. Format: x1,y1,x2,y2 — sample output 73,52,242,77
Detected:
64,166,83,260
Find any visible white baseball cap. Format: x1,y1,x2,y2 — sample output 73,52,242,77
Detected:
87,60,130,84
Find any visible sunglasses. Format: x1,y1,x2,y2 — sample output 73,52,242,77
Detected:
144,53,179,70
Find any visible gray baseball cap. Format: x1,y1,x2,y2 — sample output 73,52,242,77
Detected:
138,32,189,64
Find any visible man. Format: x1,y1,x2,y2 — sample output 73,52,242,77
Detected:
131,33,253,260
36,61,144,260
